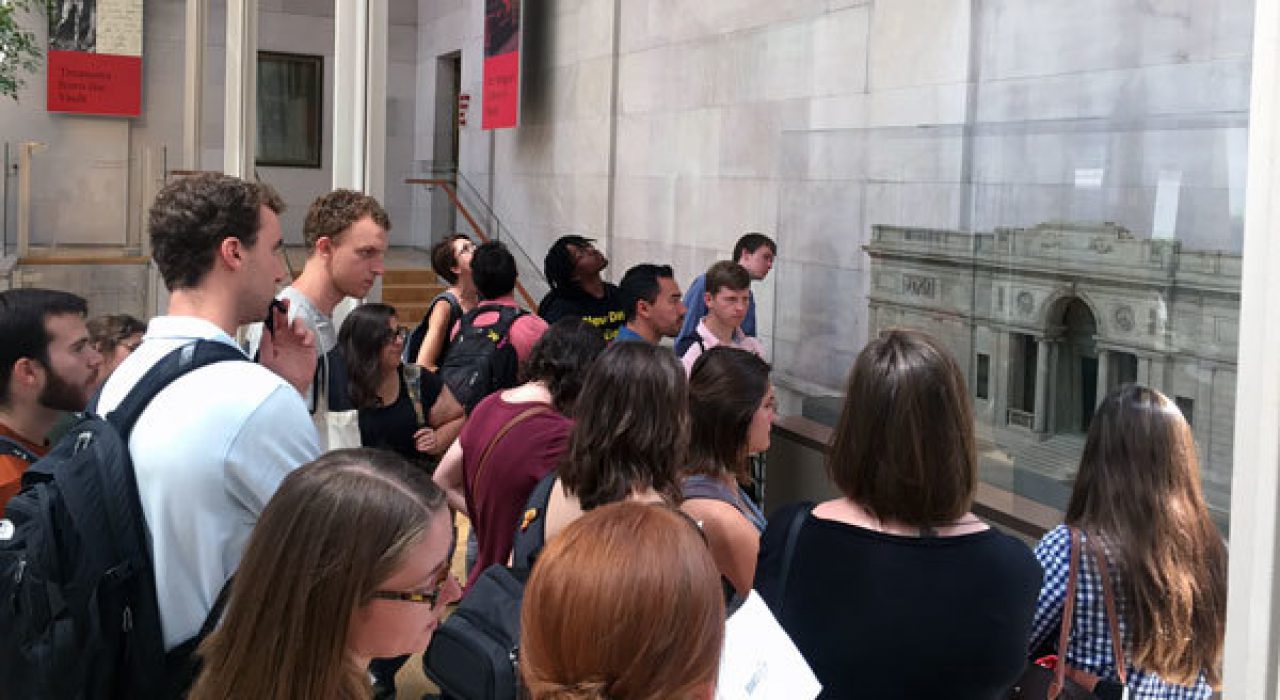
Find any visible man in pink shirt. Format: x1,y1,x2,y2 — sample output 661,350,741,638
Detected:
680,261,766,373
445,241,548,410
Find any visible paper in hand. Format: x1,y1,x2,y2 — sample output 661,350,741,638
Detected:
716,591,821,700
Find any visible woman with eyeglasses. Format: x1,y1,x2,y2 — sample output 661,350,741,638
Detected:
339,303,465,464
189,448,461,699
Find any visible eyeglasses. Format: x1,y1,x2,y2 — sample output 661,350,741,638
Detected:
388,327,408,345
371,567,455,608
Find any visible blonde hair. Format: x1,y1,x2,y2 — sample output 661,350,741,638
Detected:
189,449,447,700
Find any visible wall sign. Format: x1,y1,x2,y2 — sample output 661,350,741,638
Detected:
482,0,522,129
47,0,143,116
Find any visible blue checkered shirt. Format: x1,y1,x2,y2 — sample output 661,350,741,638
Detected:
1030,525,1213,699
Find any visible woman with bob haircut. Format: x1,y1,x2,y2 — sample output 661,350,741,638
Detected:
339,303,465,462
433,317,607,589
680,346,774,594
1028,384,1227,697
189,448,460,700
540,341,689,544
521,501,724,700
414,233,477,371
754,329,1041,699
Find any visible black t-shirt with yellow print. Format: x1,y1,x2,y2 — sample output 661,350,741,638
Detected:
537,283,628,342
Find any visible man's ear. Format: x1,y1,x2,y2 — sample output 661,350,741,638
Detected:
10,357,44,394
218,236,244,270
314,236,333,257
704,291,714,307
635,299,652,320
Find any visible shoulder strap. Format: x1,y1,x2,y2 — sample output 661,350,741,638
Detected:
682,475,738,506
0,435,39,464
775,503,812,619
468,405,553,504
1051,527,1085,698
511,472,557,571
92,340,248,437
1086,531,1129,686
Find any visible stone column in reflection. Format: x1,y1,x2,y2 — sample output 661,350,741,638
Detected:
1096,349,1110,408
1033,336,1050,433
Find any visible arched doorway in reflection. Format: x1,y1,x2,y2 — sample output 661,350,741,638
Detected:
1050,297,1098,433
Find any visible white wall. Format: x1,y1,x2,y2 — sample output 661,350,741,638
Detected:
0,0,420,258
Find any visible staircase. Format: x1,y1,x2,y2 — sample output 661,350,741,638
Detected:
382,268,447,327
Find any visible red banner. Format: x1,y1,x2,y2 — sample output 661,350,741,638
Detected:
482,0,522,130
47,51,142,116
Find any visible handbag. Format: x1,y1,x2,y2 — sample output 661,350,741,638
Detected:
421,472,557,700
1008,527,1129,699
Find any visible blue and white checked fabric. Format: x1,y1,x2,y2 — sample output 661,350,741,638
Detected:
1029,525,1213,700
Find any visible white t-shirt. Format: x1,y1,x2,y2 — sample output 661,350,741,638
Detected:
96,316,321,649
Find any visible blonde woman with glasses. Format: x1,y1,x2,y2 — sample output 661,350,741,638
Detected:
189,448,460,699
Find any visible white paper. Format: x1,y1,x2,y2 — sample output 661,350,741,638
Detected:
716,591,822,700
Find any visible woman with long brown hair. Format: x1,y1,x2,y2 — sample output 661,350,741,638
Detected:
189,449,459,700
754,329,1041,698
680,346,774,594
521,502,724,700
540,341,689,543
1028,384,1228,697
339,303,465,463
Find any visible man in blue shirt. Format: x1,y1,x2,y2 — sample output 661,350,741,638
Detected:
675,233,777,355
616,263,686,344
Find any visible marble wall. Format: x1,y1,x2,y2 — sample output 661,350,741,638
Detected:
415,0,1253,392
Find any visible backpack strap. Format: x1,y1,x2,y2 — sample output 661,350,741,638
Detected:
92,340,248,435
0,435,40,464
468,405,553,506
163,574,235,695
775,502,812,620
511,471,557,571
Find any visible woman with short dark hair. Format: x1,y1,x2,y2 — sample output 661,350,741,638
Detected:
754,329,1041,699
1028,384,1227,697
432,317,607,589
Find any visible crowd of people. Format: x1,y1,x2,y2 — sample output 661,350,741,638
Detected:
0,172,1228,699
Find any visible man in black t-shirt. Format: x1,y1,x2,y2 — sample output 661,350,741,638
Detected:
537,235,628,342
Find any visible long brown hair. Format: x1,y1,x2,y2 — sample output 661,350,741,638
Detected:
189,448,448,700
828,328,977,526
557,342,688,509
338,302,398,409
685,346,771,484
521,502,724,700
1067,384,1227,687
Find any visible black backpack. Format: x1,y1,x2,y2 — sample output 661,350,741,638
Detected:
403,292,464,366
0,340,245,699
438,303,527,413
421,471,555,700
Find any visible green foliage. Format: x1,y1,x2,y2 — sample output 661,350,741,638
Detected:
0,0,44,101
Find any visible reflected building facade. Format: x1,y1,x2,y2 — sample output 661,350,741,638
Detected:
866,222,1238,518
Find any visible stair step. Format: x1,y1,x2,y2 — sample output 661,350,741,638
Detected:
383,283,447,304
384,268,439,286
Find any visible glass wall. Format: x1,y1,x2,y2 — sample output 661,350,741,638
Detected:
770,0,1252,530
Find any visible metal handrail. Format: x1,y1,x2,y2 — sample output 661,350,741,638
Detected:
404,177,539,311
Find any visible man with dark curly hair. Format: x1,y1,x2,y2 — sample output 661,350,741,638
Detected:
95,172,320,654
247,189,390,449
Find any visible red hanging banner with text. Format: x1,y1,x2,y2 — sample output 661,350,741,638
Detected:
47,0,144,117
482,0,522,130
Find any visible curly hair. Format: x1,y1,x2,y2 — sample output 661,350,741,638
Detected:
543,235,595,293
519,318,607,415
149,173,285,290
302,189,391,250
